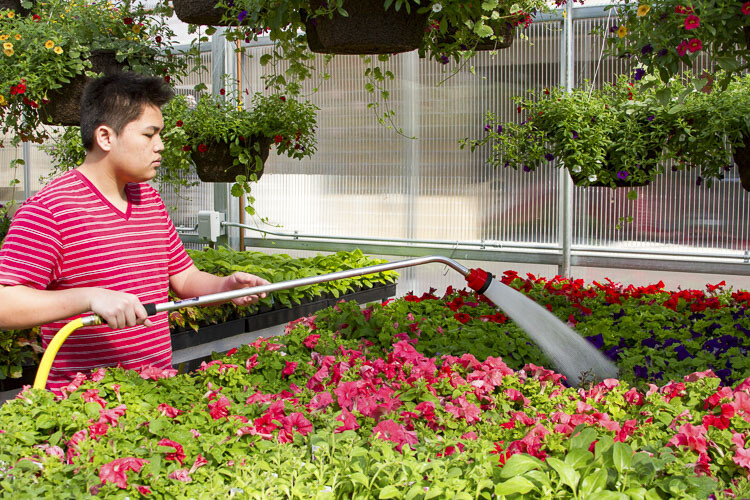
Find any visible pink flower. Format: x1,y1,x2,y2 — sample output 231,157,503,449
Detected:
668,423,708,454
734,447,750,471
168,469,192,482
136,485,152,495
308,391,334,410
157,403,183,418
88,422,109,439
303,333,321,349
335,409,360,433
82,388,107,408
688,38,702,53
137,365,178,380
189,454,209,474
90,368,106,382
278,412,313,442
743,1,750,15
677,40,689,56
245,354,258,371
98,404,127,425
60,372,88,398
372,419,418,452
208,395,231,420
684,14,700,30
158,438,186,465
99,457,148,489
282,361,298,377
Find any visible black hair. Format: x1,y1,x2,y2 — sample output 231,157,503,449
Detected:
80,72,174,150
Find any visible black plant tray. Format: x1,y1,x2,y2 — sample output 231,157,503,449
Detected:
170,282,397,355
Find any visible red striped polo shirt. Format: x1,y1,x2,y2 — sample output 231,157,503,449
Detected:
0,169,193,393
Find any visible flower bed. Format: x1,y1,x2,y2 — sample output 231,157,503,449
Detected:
1,274,750,497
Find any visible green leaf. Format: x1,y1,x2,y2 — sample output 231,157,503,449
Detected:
379,485,401,499
612,442,632,473
499,453,544,479
495,476,535,496
425,486,444,499
580,468,608,497
570,428,598,451
565,448,593,470
349,472,369,486
655,88,671,106
716,57,739,72
547,457,580,493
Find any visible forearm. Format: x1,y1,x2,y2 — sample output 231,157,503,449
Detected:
170,268,233,300
0,285,95,330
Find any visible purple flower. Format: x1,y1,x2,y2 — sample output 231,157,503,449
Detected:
634,68,645,81
587,334,604,349
522,165,531,172
647,114,655,121
609,25,619,33
572,131,578,139
496,125,503,134
641,337,657,348
440,55,450,65
503,161,510,168
612,308,626,320
544,153,555,162
227,0,234,6
238,9,248,22
696,176,703,186
657,48,668,57
674,344,693,361
484,124,492,132
641,44,653,55
617,170,629,180
633,365,648,379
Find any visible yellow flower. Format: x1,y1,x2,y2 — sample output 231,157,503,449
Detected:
44,39,54,49
0,95,6,106
14,33,20,40
132,25,141,34
636,4,651,16
617,25,627,38
6,11,14,18
0,35,8,41
3,47,13,56
2,42,12,50
54,46,63,54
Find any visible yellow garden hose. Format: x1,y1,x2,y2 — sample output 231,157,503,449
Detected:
33,315,102,390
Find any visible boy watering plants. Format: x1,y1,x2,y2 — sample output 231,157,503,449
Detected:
0,72,268,394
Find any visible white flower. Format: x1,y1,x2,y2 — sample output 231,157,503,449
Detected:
588,174,598,182
185,94,197,109
432,3,442,12
571,165,581,173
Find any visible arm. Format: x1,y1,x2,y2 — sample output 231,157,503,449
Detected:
0,284,152,330
169,264,269,307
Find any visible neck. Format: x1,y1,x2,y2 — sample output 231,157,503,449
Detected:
77,152,128,202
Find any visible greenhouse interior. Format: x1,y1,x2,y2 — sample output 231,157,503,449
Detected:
1,0,750,497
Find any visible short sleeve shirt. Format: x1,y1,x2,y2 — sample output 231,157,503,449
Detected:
0,170,193,393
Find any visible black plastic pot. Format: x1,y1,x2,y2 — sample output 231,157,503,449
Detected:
734,134,750,192
192,138,271,183
307,0,429,54
172,0,237,26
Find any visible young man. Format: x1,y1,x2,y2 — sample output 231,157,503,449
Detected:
0,72,268,393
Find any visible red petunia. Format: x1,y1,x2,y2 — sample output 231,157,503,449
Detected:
175,120,183,127
158,438,186,465
197,143,208,153
687,38,703,53
99,457,148,489
282,361,297,377
274,135,283,145
742,1,750,15
123,17,134,25
684,14,700,30
454,312,471,324
182,145,191,152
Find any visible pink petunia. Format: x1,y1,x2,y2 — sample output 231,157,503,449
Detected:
158,438,186,465
282,361,298,377
743,1,750,15
677,40,689,56
157,403,183,418
189,454,209,474
303,333,321,349
668,423,708,454
245,354,258,371
99,457,149,489
372,419,418,452
137,365,178,381
208,395,231,420
168,469,192,482
684,14,700,30
687,38,702,53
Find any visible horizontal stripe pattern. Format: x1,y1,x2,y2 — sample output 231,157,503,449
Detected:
0,170,193,393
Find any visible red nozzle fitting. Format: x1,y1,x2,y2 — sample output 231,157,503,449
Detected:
466,268,493,295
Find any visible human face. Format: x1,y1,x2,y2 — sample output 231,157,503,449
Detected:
107,104,165,185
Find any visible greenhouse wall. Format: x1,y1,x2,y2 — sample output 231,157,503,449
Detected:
2,7,749,295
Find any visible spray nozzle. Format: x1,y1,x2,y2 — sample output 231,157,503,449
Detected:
466,268,493,294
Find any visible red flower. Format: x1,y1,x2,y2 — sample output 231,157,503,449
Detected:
123,17,134,25
282,361,297,376
182,145,191,152
280,96,286,102
454,312,471,324
743,2,750,15
684,14,700,30
688,38,703,53
155,35,162,43
219,88,226,95
32,14,40,21
677,40,689,56
157,403,183,418
99,457,148,489
208,395,231,420
303,334,320,349
88,422,109,439
274,135,283,144
158,438,186,465
175,120,183,127
164,75,171,83
197,143,208,153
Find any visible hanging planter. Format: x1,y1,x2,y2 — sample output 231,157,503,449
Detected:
734,134,750,192
172,0,239,26
307,0,429,55
38,50,125,127
192,138,271,183
568,148,661,188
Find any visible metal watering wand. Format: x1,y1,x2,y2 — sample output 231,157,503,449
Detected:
33,255,618,390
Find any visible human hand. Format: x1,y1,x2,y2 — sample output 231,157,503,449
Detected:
88,289,153,329
224,272,270,307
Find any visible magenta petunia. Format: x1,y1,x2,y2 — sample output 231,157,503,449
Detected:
99,457,148,489
684,14,700,30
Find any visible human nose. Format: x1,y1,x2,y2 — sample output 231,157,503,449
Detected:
154,134,164,154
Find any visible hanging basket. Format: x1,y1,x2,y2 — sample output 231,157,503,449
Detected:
301,9,330,54
172,0,237,26
192,138,271,183
307,0,429,55
38,51,125,127
734,134,750,193
0,0,31,15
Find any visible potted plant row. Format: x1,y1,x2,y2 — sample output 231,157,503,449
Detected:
0,0,193,146
462,72,750,191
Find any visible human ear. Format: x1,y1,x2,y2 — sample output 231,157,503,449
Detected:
93,125,116,152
